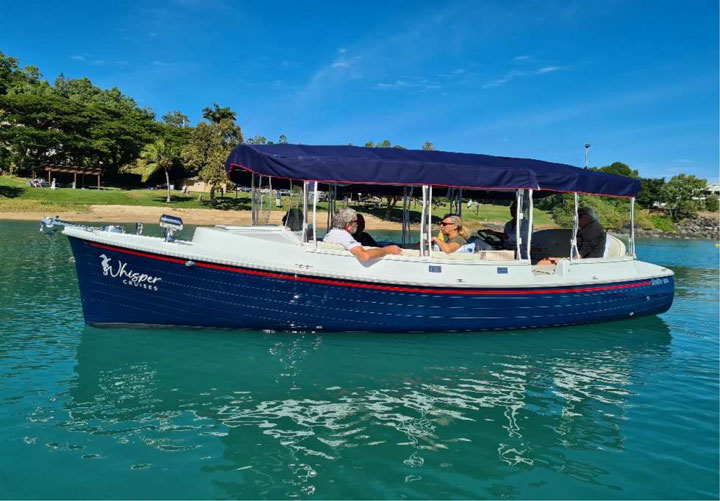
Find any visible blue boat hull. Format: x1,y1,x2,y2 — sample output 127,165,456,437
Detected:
69,237,675,332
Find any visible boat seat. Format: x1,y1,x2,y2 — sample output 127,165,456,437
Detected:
604,234,626,258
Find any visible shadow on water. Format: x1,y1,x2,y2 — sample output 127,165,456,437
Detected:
62,318,672,499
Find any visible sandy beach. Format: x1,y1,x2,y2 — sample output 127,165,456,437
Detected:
0,204,412,229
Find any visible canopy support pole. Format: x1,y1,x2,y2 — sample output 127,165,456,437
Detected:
458,189,463,218
250,173,257,226
527,189,534,262
312,182,318,248
570,192,579,262
515,190,522,260
302,181,309,243
427,186,433,258
630,197,636,258
420,185,427,256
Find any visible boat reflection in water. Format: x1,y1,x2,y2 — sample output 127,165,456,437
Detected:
65,318,672,498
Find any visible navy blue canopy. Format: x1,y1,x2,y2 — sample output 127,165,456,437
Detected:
226,144,641,198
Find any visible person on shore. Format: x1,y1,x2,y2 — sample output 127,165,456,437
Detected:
324,208,402,262
432,214,469,254
352,214,378,247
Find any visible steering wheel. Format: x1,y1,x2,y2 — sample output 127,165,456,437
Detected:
476,230,505,250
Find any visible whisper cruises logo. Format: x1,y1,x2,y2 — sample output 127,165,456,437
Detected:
99,254,162,291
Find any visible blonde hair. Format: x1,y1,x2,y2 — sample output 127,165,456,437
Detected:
443,214,470,240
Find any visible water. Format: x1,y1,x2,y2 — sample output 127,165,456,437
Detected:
0,220,717,499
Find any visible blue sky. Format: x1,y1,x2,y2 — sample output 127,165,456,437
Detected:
1,0,718,181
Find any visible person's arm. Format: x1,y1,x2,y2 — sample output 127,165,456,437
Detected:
431,237,461,254
485,229,509,240
350,245,402,262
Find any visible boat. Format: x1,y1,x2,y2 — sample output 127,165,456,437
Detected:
41,144,674,332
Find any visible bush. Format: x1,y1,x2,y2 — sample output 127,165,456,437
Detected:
549,194,632,230
705,194,719,212
649,214,676,233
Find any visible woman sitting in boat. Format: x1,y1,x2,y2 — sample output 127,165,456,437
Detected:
324,208,402,262
432,214,470,254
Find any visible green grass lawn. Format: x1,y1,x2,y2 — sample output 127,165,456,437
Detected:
0,175,555,225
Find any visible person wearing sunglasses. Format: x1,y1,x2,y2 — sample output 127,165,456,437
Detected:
324,208,402,262
432,214,470,254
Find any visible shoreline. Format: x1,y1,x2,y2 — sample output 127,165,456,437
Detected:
2,204,715,238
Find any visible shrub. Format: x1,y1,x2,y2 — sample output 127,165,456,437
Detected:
649,214,676,233
704,194,719,212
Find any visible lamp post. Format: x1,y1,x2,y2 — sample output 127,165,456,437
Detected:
584,143,591,169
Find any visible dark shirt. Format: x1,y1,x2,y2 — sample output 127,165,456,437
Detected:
577,220,606,258
353,231,378,247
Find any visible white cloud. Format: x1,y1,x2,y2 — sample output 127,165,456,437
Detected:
513,55,530,61
536,66,563,74
483,65,567,88
483,70,526,88
376,78,441,91
70,55,86,61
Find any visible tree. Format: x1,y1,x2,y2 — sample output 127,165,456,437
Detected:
161,110,190,128
661,174,707,220
184,117,242,202
636,178,666,209
422,141,435,151
278,134,288,144
136,138,180,203
201,103,236,124
246,135,268,145
599,162,639,178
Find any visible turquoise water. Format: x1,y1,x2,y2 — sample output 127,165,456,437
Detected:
0,220,717,499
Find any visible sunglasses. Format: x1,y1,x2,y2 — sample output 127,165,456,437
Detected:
440,221,455,226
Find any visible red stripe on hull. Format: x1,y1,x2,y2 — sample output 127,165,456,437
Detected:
88,241,652,295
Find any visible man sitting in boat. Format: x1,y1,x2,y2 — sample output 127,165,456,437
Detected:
352,214,378,247
432,214,469,254
576,207,607,258
324,208,402,262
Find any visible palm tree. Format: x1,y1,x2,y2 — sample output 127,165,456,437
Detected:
140,138,180,203
201,103,236,124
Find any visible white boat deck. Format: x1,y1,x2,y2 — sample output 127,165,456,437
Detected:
63,224,673,290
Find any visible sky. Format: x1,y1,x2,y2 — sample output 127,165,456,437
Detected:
1,0,718,182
